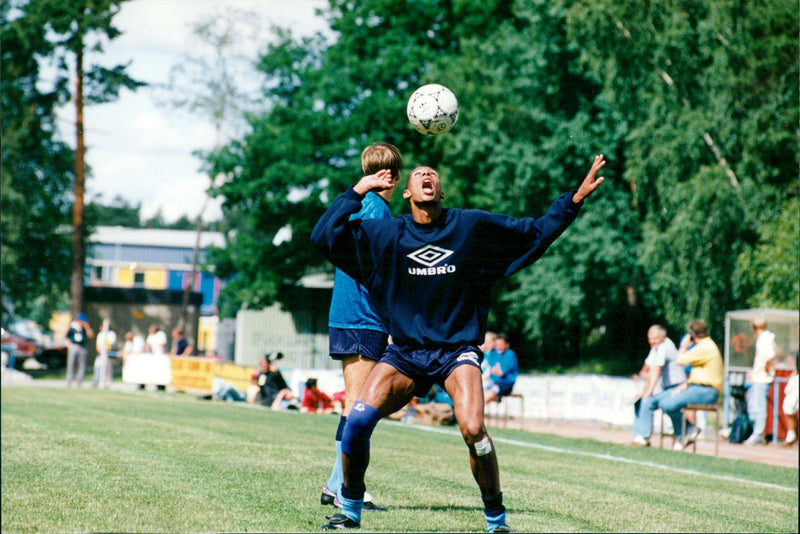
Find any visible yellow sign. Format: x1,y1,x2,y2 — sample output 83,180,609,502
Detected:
170,356,256,394
170,357,215,392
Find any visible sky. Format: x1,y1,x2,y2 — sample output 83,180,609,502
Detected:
55,0,328,223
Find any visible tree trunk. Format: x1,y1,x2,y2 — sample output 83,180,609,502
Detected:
71,44,86,317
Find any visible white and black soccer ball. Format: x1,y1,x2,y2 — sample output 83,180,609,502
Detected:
406,84,459,136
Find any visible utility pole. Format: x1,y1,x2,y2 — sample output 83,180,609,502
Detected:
70,40,86,317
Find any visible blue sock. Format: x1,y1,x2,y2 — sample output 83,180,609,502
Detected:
483,493,507,532
339,486,364,525
326,416,346,492
485,511,507,533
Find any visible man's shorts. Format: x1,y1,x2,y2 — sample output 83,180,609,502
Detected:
381,344,483,397
329,327,388,362
484,380,515,398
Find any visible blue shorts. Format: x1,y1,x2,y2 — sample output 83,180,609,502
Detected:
329,327,388,362
484,380,515,398
381,344,483,397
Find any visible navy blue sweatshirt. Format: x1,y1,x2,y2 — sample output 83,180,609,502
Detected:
311,187,582,349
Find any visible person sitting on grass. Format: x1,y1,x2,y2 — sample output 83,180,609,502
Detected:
251,354,297,411
302,378,335,414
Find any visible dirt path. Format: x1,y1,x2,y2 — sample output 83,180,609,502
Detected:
487,417,798,469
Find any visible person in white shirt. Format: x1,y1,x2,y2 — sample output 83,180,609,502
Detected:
93,319,117,389
744,317,776,445
630,324,687,446
145,324,168,355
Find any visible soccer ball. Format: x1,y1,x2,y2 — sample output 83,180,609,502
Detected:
406,84,459,136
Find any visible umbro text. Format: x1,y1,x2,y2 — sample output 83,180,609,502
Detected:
408,265,456,275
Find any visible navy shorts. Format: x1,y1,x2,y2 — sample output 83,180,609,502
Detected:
381,344,483,397
329,327,388,362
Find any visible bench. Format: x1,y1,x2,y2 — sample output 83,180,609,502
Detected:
659,403,720,455
486,393,525,429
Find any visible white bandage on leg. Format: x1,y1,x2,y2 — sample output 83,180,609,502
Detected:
474,436,493,456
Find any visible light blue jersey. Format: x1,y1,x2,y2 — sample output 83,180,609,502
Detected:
328,192,389,331
483,348,519,387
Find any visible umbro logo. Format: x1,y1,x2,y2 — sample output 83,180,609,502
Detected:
354,402,366,412
407,245,454,267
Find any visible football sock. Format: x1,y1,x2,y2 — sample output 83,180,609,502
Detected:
339,485,364,525
483,493,507,532
325,416,347,492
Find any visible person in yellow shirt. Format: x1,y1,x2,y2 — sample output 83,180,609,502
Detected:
662,319,724,450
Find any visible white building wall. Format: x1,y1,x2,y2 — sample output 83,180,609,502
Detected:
235,305,331,369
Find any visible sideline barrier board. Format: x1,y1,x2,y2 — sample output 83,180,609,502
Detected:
215,361,257,393
122,353,171,386
171,356,216,392
171,356,258,393
509,374,641,428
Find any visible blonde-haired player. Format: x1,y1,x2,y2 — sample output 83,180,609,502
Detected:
319,142,402,513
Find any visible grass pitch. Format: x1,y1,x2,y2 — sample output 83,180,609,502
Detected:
2,385,797,533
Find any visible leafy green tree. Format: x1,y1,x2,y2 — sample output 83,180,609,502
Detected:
86,195,141,228
737,201,800,309
1,1,73,324
207,0,482,316
208,0,797,371
569,0,798,343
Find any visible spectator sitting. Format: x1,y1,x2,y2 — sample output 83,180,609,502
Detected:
251,353,297,410
483,333,519,404
390,384,456,426
637,319,723,451
302,378,335,414
630,325,686,447
170,327,194,357
479,331,497,354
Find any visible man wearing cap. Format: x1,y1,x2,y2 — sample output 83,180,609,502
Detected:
66,313,95,387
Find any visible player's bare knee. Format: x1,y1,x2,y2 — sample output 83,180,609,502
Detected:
461,422,488,446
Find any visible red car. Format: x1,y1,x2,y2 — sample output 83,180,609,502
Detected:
2,325,67,370
1,327,39,359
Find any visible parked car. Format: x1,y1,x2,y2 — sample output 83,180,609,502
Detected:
1,327,40,359
2,323,67,371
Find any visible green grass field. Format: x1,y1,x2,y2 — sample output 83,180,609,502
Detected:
2,386,797,533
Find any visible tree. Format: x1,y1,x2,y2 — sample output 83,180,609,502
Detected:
570,0,798,342
86,195,141,228
32,0,144,316
207,0,797,371
1,1,73,324
207,0,507,317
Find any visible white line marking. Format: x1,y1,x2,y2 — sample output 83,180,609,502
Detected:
389,421,798,493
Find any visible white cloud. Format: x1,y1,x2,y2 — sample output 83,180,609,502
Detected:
59,0,328,223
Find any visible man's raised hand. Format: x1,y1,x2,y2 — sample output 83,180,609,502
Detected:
572,154,606,204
